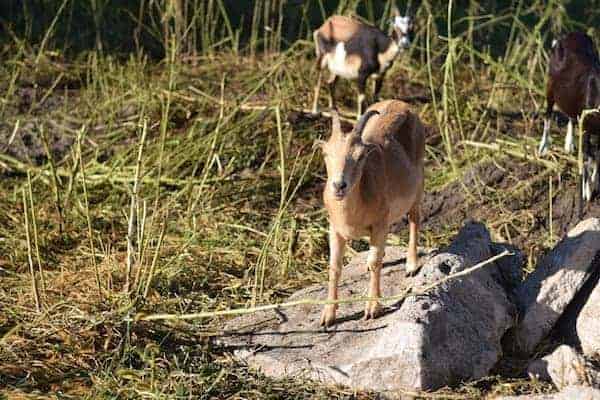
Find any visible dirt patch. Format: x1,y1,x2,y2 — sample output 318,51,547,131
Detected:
414,159,600,261
0,120,74,168
388,75,431,104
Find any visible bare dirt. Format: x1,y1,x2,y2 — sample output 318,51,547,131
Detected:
418,159,600,261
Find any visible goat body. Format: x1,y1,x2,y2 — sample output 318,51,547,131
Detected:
319,100,425,327
541,31,600,200
312,14,412,117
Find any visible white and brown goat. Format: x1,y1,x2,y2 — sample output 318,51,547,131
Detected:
312,11,413,117
540,31,600,200
317,100,425,327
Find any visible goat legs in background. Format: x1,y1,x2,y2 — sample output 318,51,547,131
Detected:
565,118,576,153
320,229,345,327
364,228,386,320
373,73,386,103
327,74,338,109
582,132,600,202
356,73,368,118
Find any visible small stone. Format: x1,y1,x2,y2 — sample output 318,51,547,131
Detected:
527,345,596,389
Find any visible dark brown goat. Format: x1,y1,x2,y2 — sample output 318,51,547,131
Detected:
541,31,600,200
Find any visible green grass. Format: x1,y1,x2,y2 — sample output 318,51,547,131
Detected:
0,1,598,398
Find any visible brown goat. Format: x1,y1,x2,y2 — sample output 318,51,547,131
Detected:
541,31,600,200
318,100,425,327
312,12,413,118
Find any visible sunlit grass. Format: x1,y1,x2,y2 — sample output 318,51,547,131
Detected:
0,1,596,398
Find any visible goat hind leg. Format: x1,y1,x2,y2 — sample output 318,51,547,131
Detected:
582,132,594,201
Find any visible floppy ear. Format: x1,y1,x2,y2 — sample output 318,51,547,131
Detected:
392,5,400,17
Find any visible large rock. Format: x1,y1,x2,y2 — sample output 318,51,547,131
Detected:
494,386,600,400
513,218,600,355
527,345,599,389
577,272,600,358
220,222,522,392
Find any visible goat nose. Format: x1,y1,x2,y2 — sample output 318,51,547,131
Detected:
333,181,347,191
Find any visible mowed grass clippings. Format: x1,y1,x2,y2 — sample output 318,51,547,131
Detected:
1,1,598,399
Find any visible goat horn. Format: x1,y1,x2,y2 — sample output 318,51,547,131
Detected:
353,110,380,137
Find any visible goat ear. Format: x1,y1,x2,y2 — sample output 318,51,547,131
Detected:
392,5,400,17
330,109,342,136
586,75,600,109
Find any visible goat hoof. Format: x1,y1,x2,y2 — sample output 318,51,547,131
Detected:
320,305,337,327
364,301,382,320
405,261,421,276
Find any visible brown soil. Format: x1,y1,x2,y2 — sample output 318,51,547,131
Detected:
418,159,600,261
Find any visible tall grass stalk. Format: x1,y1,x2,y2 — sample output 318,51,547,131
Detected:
35,0,69,65
142,219,167,299
22,187,41,312
40,127,64,234
27,171,46,293
126,120,149,293
140,250,511,322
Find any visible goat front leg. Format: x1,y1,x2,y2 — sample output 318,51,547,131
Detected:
564,117,576,154
327,74,338,110
364,228,386,320
320,228,345,327
373,73,386,103
406,204,421,275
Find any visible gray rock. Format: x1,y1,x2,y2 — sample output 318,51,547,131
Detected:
220,222,522,392
513,218,600,355
527,345,599,389
577,274,600,358
494,386,600,400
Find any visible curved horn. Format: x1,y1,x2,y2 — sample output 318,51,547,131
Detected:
330,109,342,134
353,110,380,137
